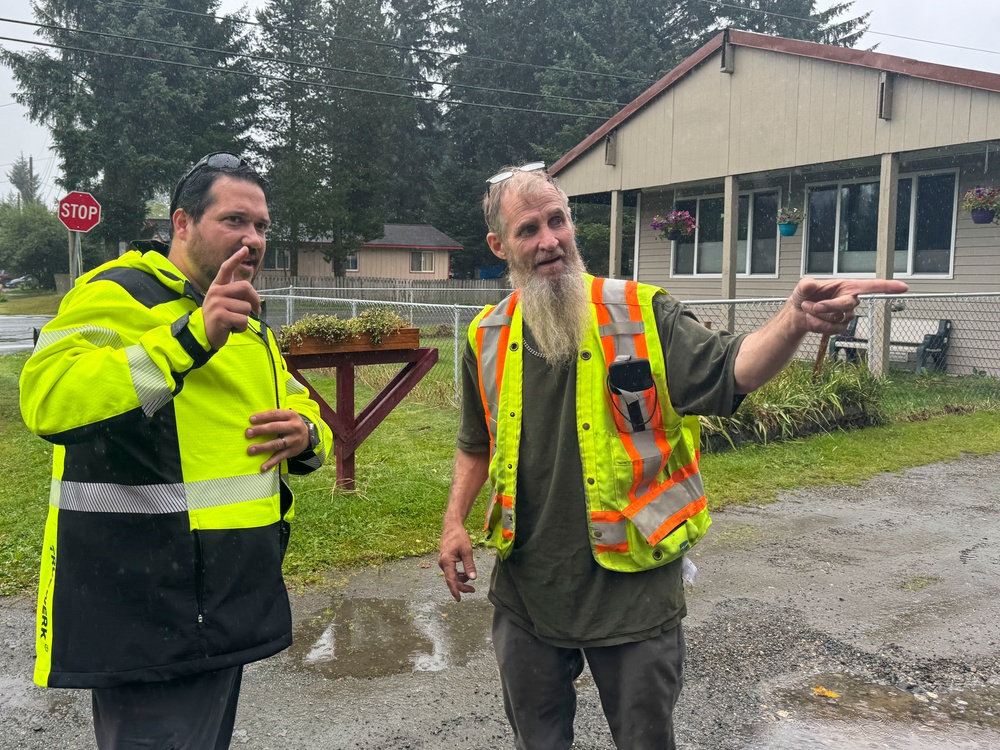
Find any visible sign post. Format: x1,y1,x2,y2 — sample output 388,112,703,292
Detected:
58,191,102,284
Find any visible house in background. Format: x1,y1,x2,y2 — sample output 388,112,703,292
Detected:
550,29,1000,374
260,223,463,281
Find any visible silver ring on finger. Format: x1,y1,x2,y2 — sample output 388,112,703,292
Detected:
279,435,287,450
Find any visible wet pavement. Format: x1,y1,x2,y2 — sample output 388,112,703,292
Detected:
0,315,51,354
1,453,999,749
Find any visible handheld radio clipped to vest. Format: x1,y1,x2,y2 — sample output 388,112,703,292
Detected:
607,355,657,432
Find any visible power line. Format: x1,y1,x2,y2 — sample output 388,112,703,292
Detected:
701,0,1000,59
0,34,608,121
100,0,656,84
0,16,629,109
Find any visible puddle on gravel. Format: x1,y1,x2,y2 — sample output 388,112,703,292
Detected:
289,597,492,678
751,673,1000,749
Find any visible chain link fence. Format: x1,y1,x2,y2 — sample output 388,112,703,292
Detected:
260,287,1000,406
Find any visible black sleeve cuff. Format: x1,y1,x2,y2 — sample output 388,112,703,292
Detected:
172,313,215,369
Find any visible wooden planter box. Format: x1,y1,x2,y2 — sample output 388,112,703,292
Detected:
286,327,420,355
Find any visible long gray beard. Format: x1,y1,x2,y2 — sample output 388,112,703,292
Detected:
511,257,589,368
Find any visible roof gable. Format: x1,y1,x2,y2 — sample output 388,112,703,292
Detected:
552,29,1000,178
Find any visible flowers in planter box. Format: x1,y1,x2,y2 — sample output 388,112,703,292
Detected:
650,210,696,240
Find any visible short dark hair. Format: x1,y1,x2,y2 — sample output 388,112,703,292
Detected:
170,154,269,229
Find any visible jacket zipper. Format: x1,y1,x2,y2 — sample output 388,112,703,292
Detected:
193,528,205,626
251,314,281,410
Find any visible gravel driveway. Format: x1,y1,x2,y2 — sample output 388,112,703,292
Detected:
2,453,999,749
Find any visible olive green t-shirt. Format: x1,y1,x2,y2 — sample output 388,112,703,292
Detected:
458,292,745,648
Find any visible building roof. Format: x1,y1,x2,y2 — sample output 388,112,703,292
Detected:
363,224,463,251
551,29,1000,177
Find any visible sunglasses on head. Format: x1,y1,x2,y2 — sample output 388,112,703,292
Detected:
486,161,546,185
168,152,253,216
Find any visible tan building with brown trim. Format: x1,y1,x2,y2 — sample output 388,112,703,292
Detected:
551,29,1000,300
259,224,462,281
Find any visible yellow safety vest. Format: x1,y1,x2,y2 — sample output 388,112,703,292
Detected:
469,275,711,572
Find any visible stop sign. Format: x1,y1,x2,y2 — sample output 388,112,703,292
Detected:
58,191,102,233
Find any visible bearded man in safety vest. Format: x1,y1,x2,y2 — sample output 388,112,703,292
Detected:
21,153,332,749
438,163,907,750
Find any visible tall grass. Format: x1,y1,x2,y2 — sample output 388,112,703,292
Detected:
700,360,886,450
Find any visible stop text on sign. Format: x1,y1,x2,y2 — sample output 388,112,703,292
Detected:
58,191,102,233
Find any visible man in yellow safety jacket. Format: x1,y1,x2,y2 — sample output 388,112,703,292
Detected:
438,163,907,750
20,153,332,749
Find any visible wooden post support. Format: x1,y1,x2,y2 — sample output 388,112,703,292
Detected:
284,347,439,489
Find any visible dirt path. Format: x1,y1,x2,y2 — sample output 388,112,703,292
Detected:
2,454,999,749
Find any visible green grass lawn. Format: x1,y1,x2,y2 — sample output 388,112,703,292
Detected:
2,351,999,595
0,292,63,316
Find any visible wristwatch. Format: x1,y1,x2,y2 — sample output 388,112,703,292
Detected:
303,418,320,451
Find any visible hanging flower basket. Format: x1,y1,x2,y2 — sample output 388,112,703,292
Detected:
777,207,803,237
651,211,696,241
961,186,999,224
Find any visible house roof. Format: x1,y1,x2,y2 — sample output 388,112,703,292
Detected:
363,224,463,251
551,29,1000,177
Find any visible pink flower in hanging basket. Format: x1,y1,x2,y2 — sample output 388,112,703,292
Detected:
651,210,696,239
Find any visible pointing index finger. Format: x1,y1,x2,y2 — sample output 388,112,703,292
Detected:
214,247,249,287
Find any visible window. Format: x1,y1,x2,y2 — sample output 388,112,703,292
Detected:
410,250,434,273
262,247,289,271
345,253,358,272
672,191,778,276
806,171,955,276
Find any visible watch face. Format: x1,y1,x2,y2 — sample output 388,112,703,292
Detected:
308,423,320,449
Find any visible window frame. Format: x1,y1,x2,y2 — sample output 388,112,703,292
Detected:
262,247,290,271
669,189,781,279
344,252,359,273
802,168,957,279
409,250,435,274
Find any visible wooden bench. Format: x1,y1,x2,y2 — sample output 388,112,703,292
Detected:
828,316,951,372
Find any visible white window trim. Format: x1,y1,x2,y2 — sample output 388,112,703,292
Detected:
801,169,957,280
345,252,359,273
410,250,435,274
669,189,781,279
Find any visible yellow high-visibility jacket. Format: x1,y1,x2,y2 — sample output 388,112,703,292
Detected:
20,250,332,688
469,275,711,573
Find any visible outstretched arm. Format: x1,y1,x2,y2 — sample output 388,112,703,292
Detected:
439,449,490,602
734,277,908,393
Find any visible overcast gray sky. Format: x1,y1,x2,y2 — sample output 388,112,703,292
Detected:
2,0,1000,206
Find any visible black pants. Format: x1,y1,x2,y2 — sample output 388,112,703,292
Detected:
493,609,685,750
91,665,243,750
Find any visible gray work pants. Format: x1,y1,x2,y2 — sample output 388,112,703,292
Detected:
91,665,243,750
492,609,684,750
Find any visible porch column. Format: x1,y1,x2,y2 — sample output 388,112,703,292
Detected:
870,152,899,376
721,175,739,331
609,189,624,279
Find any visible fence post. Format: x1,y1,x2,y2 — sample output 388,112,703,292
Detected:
286,286,294,327
453,305,462,403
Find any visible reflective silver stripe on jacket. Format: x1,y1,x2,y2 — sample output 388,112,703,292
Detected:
126,344,172,416
597,279,648,434
628,472,706,540
52,472,280,514
477,295,515,452
592,518,628,546
35,325,123,353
